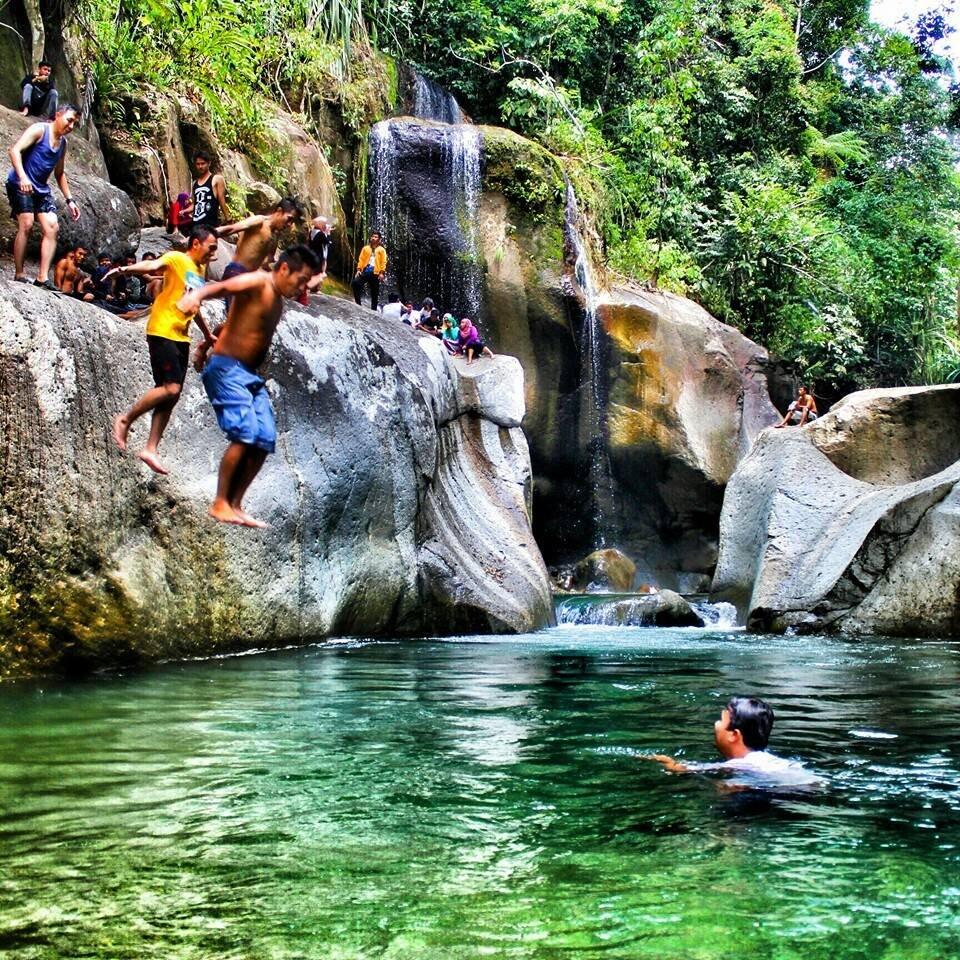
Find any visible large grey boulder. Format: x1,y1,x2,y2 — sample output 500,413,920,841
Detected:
0,282,553,678
712,384,960,635
0,106,140,260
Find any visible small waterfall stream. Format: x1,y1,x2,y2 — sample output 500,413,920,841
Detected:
555,594,740,629
565,183,617,550
366,76,484,324
412,72,463,125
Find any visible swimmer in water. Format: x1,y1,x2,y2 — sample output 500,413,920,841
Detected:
644,696,819,788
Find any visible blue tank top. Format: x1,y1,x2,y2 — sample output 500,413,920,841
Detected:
6,124,67,195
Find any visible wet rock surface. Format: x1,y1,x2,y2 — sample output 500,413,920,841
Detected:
0,282,552,677
712,384,960,636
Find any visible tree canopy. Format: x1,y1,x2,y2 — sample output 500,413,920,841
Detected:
78,0,960,394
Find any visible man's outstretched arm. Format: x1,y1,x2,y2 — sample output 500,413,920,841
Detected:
216,214,265,238
176,269,267,315
641,754,691,774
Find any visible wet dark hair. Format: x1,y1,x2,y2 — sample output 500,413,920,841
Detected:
187,225,216,248
277,244,320,274
369,231,382,241
56,103,79,116
193,150,212,163
275,197,303,220
726,697,774,750
38,60,53,70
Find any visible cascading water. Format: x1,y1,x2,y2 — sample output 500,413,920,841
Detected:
366,119,485,325
411,72,463,125
564,183,617,550
555,594,741,629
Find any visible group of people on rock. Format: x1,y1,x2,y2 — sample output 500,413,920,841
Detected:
378,292,494,364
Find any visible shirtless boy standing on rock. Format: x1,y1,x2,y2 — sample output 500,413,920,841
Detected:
217,198,302,282
177,245,319,528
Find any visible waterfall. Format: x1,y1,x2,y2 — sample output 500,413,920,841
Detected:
412,72,463,125
444,125,483,321
369,121,398,251
565,183,616,550
554,594,740,629
366,120,485,325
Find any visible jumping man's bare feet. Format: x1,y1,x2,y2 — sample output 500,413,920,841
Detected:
209,499,245,525
113,414,131,451
138,449,170,475
235,510,269,529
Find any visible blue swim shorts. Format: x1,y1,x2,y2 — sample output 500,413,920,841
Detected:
202,354,276,453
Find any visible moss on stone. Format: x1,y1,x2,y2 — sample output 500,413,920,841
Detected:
480,126,565,225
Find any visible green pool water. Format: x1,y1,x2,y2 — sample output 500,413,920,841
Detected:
1,625,959,959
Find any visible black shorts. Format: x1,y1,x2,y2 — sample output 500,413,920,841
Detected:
5,181,58,219
147,336,190,388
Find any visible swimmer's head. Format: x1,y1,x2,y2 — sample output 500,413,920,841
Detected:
714,696,774,758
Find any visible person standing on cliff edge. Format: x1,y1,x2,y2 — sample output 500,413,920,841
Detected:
177,245,319,528
6,103,81,289
351,231,387,310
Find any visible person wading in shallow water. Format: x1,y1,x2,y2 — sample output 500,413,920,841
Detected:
177,245,319,528
6,103,81,288
109,227,219,475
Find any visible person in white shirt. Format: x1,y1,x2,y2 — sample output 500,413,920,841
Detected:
644,696,820,788
379,292,405,321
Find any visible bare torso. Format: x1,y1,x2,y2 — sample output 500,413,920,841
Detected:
212,271,283,368
55,257,79,293
233,220,281,271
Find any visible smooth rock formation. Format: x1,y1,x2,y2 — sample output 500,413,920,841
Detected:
374,119,780,588
0,281,553,677
0,107,139,260
712,384,960,635
572,548,637,592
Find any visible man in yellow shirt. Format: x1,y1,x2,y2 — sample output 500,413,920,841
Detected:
107,227,219,474
351,230,388,310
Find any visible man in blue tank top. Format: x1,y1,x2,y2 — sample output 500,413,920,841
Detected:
6,104,81,290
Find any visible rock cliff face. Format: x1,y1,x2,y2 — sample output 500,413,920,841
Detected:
0,282,553,678
712,385,960,636
370,118,780,587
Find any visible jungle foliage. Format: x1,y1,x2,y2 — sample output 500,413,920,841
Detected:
384,0,960,393
77,0,960,393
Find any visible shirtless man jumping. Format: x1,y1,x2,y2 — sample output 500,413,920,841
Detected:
176,245,319,527
217,198,303,282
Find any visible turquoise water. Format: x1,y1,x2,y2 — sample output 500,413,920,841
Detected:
1,625,959,959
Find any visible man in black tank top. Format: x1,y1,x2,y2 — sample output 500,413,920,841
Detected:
190,150,228,229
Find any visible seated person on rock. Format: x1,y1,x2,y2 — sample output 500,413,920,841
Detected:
166,192,194,235
441,313,460,353
775,385,818,428
379,292,405,320
418,308,442,337
54,246,94,300
644,696,819,789
456,317,494,365
20,61,58,119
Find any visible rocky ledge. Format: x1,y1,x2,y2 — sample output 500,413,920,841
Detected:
711,384,960,636
0,282,553,677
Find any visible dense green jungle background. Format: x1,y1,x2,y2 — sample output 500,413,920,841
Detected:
78,0,960,397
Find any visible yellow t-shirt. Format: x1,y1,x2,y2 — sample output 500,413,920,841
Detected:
145,251,207,342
